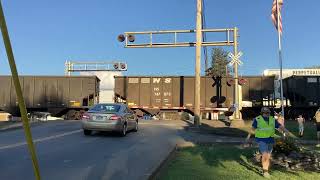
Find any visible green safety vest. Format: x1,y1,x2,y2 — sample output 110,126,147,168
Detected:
255,115,275,138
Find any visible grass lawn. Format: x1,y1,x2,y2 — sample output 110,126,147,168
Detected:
283,121,317,140
160,145,320,180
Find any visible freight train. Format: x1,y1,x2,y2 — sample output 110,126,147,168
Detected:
114,76,276,119
114,75,320,119
0,76,100,120
283,76,320,119
1,75,318,120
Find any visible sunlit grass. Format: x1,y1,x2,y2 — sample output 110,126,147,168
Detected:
160,145,320,180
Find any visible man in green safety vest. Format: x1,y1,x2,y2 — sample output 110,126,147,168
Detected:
246,107,289,178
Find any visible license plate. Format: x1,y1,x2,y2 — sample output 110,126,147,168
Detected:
93,116,104,121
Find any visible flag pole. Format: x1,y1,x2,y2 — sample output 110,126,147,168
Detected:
276,0,285,123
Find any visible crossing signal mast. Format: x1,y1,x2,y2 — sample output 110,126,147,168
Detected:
118,0,243,126
65,61,127,76
117,28,237,48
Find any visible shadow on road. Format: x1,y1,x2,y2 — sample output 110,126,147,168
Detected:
183,119,250,138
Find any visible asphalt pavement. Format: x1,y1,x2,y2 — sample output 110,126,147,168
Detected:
0,120,186,180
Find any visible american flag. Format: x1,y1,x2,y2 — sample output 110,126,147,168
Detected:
271,0,283,34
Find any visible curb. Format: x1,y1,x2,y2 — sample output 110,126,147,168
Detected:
0,122,24,132
0,121,42,132
0,120,80,132
148,145,178,180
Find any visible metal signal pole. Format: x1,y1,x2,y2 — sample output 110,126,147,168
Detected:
233,27,240,120
194,0,202,126
118,3,242,126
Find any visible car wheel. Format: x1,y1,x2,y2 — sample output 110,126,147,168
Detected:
83,129,92,136
133,121,138,132
120,124,127,137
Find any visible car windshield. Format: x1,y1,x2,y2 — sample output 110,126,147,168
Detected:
89,104,121,113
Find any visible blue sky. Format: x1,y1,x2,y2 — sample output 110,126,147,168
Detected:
0,0,319,76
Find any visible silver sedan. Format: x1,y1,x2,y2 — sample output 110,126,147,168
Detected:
81,103,138,136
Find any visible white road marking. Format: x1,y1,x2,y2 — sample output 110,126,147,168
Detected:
0,129,82,150
139,123,185,127
63,160,72,163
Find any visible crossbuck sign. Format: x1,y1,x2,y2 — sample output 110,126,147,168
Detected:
228,51,243,66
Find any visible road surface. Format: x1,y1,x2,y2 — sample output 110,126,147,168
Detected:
0,120,186,180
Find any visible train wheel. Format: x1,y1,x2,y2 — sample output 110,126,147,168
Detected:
65,110,76,120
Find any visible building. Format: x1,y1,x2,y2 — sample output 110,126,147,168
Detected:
80,71,123,103
263,69,320,79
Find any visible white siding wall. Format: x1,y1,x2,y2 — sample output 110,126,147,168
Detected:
99,90,114,103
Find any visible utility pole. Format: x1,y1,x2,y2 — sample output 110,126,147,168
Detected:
194,0,202,126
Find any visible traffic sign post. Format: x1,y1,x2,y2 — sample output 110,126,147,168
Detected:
228,33,245,125
229,51,243,66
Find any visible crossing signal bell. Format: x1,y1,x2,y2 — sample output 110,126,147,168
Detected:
117,34,125,42
238,78,247,86
113,63,119,70
118,34,135,43
227,79,234,87
226,78,247,86
120,63,127,70
113,63,127,71
128,34,135,42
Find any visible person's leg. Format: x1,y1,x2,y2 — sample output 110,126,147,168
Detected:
299,126,303,137
261,152,269,171
258,142,271,172
266,153,272,169
266,143,273,170
261,152,272,178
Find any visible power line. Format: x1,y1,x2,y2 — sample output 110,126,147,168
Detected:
202,0,208,74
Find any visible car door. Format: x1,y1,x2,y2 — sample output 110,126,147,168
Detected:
128,109,137,129
122,106,129,127
124,106,135,129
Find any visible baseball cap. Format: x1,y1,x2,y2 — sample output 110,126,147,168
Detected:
261,107,271,113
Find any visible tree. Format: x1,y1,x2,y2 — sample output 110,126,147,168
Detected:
205,48,231,77
206,48,231,108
